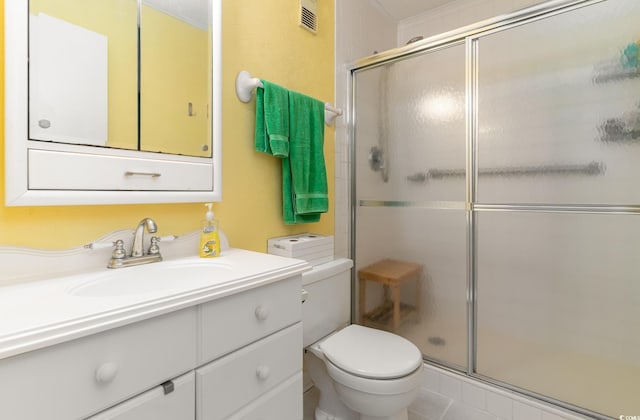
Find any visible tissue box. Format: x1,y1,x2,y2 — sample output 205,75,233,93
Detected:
267,233,334,266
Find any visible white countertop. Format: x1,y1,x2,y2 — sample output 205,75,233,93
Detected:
0,248,309,360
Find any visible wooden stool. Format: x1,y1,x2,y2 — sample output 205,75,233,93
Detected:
358,259,422,331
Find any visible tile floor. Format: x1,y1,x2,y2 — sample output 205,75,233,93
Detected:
302,371,592,420
302,386,461,420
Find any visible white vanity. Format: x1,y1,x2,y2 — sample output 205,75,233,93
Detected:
0,247,308,420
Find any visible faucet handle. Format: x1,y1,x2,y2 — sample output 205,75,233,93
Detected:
84,240,117,250
148,236,160,255
112,240,126,260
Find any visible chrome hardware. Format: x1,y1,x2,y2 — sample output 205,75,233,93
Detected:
111,240,126,260
108,218,163,268
124,171,161,178
368,146,385,172
368,146,389,182
132,218,157,257
406,172,427,183
161,380,175,395
148,236,160,255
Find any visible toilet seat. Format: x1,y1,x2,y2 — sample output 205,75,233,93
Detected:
324,356,423,396
319,324,422,380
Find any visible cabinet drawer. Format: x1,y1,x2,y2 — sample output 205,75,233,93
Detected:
87,371,195,420
199,276,301,363
196,323,302,420
0,308,196,420
28,149,212,191
228,373,302,420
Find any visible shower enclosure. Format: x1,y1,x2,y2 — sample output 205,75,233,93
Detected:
350,0,640,418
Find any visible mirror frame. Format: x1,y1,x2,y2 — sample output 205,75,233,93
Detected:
4,0,222,206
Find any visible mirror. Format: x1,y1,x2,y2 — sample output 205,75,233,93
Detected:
5,0,221,205
28,0,212,158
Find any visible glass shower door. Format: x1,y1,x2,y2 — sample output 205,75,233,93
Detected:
474,0,640,416
353,43,468,368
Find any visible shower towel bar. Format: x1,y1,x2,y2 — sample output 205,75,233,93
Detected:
235,70,343,126
406,161,605,182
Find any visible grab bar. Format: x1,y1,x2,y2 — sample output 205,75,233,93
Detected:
235,70,343,126
407,161,605,182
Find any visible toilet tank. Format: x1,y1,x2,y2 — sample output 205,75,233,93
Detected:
302,258,353,347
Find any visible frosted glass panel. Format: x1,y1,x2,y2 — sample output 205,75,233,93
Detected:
476,211,640,417
477,0,640,205
355,206,467,368
353,43,468,368
354,43,466,203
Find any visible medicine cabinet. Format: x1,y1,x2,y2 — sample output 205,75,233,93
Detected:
4,0,222,205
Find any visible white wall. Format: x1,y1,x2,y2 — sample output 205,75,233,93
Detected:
334,0,396,258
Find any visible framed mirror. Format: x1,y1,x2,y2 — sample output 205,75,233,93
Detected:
4,0,221,206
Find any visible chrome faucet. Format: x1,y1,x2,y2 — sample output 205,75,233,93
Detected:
108,217,163,268
132,217,157,257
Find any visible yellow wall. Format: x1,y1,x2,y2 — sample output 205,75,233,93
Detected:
0,0,335,254
140,6,210,157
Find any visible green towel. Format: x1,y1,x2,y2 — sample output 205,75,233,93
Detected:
255,80,289,158
254,81,327,225
282,158,322,224
287,91,328,217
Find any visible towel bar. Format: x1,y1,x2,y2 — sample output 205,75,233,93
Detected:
235,70,343,126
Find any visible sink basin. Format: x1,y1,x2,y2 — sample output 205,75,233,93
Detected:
68,259,234,298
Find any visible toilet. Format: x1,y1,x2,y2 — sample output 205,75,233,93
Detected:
302,258,423,420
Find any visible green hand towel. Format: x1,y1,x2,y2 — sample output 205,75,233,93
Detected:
288,91,328,217
255,80,289,158
282,158,321,224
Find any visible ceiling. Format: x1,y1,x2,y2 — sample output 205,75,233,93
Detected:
143,0,209,29
373,0,459,21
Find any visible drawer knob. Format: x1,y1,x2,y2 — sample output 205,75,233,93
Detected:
254,305,269,321
256,365,270,381
95,362,118,384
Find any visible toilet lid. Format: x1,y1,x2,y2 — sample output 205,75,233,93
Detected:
320,325,422,379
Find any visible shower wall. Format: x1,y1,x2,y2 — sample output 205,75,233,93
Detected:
334,1,396,258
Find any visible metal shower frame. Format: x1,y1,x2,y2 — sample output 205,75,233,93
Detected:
347,1,631,418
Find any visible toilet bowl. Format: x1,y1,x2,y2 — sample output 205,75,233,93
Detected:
302,259,423,420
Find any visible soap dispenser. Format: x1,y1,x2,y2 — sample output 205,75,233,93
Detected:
199,203,221,258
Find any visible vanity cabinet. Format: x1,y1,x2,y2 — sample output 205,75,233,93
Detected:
0,271,303,420
197,275,303,419
0,308,196,420
199,276,302,363
196,324,302,419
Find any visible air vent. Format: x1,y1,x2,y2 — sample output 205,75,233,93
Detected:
299,0,318,33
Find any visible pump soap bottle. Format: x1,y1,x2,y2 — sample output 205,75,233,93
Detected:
199,203,221,258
